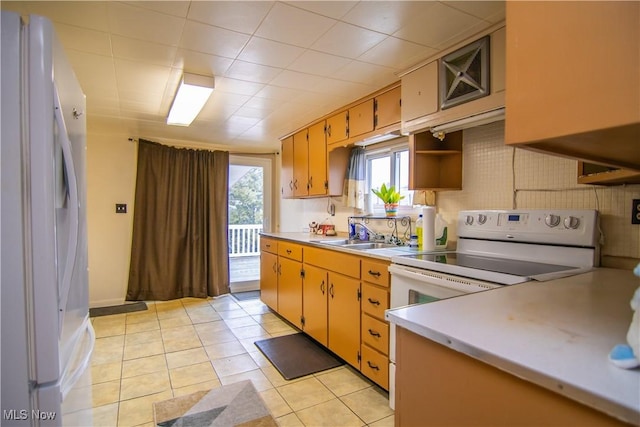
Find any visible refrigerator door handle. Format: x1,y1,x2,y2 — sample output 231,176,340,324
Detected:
53,84,79,334
60,319,95,400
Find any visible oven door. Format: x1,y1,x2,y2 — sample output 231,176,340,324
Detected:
387,263,500,410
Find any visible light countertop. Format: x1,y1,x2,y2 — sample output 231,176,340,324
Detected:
386,268,640,425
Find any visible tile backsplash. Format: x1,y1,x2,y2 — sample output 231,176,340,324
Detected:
282,120,640,267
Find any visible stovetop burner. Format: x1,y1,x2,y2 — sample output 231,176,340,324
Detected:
405,253,577,277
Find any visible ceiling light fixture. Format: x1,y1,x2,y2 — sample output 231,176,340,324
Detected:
167,73,214,126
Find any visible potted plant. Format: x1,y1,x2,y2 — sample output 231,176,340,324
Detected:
371,183,405,217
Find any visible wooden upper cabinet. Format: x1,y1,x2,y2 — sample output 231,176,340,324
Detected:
375,86,401,129
401,61,438,126
292,129,309,197
326,110,349,145
307,121,328,196
505,2,640,171
349,99,374,138
280,136,294,198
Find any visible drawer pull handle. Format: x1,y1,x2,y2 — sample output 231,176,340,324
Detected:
367,361,380,371
329,283,334,298
320,280,325,294
286,249,292,254
368,329,381,338
368,298,380,306
368,270,381,277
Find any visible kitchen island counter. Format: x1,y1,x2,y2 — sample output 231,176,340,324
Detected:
386,268,640,425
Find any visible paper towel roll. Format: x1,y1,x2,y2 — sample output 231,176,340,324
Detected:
421,206,436,251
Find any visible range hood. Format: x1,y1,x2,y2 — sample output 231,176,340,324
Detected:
430,107,505,140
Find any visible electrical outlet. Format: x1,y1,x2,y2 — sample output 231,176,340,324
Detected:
633,199,640,224
115,203,127,214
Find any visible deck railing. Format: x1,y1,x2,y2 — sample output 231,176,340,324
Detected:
228,224,263,257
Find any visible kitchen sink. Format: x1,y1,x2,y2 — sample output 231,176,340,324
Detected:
339,242,397,249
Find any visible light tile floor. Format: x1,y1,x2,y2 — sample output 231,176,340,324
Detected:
70,295,394,426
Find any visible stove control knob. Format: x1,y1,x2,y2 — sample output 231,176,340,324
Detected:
564,216,580,229
465,215,474,225
477,214,487,225
545,214,561,227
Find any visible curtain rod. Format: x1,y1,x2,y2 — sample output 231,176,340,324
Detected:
128,137,276,156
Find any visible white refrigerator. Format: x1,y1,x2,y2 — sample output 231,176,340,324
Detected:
1,12,95,426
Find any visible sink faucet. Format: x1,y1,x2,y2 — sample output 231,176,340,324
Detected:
353,223,384,242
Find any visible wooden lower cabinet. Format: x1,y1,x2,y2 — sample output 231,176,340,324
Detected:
361,344,389,390
277,257,303,329
327,272,361,368
259,251,278,311
302,264,328,346
395,327,629,427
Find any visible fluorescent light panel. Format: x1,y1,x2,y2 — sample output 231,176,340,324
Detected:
167,73,214,126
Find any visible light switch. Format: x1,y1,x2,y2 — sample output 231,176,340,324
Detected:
115,203,127,214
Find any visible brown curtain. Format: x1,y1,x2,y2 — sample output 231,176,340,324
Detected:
126,139,229,300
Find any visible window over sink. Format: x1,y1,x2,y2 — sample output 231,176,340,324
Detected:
365,140,413,214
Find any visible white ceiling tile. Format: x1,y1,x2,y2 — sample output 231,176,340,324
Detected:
111,35,177,67
331,61,399,87
311,22,387,59
54,23,111,56
341,1,432,35
122,1,190,18
253,85,308,102
358,36,438,70
172,49,234,77
285,1,357,20
242,96,281,113
393,2,483,48
225,60,282,84
180,20,250,58
238,37,304,68
187,1,274,34
443,1,505,23
215,77,265,97
24,1,110,32
65,50,117,92
114,59,171,96
255,2,335,48
288,50,351,76
269,70,328,92
107,2,184,46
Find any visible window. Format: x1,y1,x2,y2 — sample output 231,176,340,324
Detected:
366,142,413,212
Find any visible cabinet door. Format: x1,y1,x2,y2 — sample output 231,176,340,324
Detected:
293,129,309,197
505,2,640,169
303,264,328,346
307,121,328,196
260,252,278,311
349,99,374,138
326,110,349,145
401,61,438,124
280,136,294,198
278,257,303,329
375,86,401,129
328,272,361,368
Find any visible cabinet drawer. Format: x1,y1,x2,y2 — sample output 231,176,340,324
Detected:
361,283,389,319
361,258,390,287
361,345,389,390
260,237,278,254
305,246,360,278
362,314,389,355
278,242,303,261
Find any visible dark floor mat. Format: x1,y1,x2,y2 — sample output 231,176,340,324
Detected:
90,302,147,317
254,333,343,380
231,290,261,301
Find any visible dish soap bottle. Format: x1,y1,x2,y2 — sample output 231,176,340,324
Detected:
435,214,448,249
416,214,423,250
